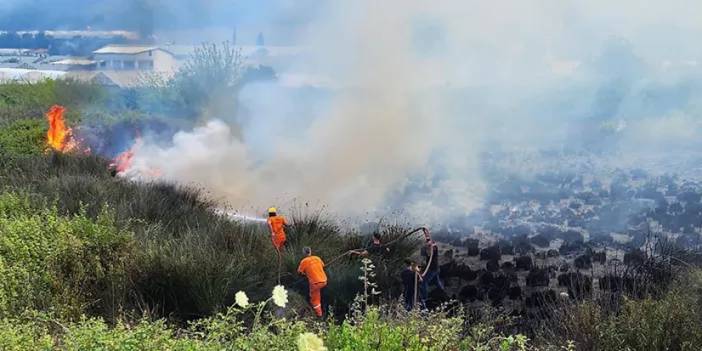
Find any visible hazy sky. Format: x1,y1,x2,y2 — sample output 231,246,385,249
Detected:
0,0,319,43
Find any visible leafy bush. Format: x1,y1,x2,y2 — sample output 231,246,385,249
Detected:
61,318,208,351
597,271,702,351
0,80,56,115
0,289,544,350
0,192,133,320
326,307,463,350
539,269,702,350
0,315,53,351
188,287,310,350
0,118,46,155
0,80,105,127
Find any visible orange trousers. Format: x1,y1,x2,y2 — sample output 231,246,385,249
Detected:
272,234,286,251
309,281,327,317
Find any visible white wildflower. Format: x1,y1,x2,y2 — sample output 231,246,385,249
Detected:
297,332,327,351
234,291,249,308
272,285,288,308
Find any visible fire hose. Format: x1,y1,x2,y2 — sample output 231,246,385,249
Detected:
283,226,433,292
413,243,436,309
277,249,282,285
323,226,431,267
319,227,434,310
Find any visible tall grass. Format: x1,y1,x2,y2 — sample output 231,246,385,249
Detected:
0,149,422,322
535,268,702,350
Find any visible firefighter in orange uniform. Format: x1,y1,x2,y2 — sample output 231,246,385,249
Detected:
267,207,287,252
297,246,328,317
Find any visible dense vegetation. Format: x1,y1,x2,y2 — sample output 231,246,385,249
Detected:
1,46,701,349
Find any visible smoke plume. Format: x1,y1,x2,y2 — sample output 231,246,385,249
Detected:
125,1,702,223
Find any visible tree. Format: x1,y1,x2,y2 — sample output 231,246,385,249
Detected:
171,41,243,120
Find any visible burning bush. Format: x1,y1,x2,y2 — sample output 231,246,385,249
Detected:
46,105,72,151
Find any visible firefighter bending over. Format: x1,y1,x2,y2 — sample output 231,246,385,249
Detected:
267,207,287,252
298,246,328,317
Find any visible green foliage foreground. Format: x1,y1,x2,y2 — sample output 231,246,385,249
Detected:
0,298,538,351
0,193,131,319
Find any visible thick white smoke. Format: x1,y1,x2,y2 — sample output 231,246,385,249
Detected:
130,1,702,223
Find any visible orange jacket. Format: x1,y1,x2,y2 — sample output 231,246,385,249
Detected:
267,215,287,238
298,255,327,284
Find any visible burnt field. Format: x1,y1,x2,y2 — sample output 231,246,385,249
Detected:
424,167,702,322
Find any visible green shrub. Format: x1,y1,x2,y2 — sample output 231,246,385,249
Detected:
0,80,107,125
0,80,56,115
61,318,211,351
598,272,702,350
0,309,542,350
0,192,133,320
0,317,53,351
0,274,554,350
0,118,46,155
189,297,310,351
540,270,702,351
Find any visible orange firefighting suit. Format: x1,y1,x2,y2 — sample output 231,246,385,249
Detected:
267,215,288,251
297,255,328,317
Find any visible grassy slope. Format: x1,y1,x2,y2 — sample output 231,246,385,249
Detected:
1,80,702,350
0,81,420,321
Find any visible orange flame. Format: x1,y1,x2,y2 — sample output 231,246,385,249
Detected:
46,105,72,151
110,137,139,175
111,148,135,173
110,137,162,178
45,105,89,154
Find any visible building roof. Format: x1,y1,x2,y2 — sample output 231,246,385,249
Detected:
0,68,66,82
93,45,161,55
0,48,30,56
64,70,172,88
50,58,97,66
161,44,196,58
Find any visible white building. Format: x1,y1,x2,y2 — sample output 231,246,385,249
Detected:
92,45,177,73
